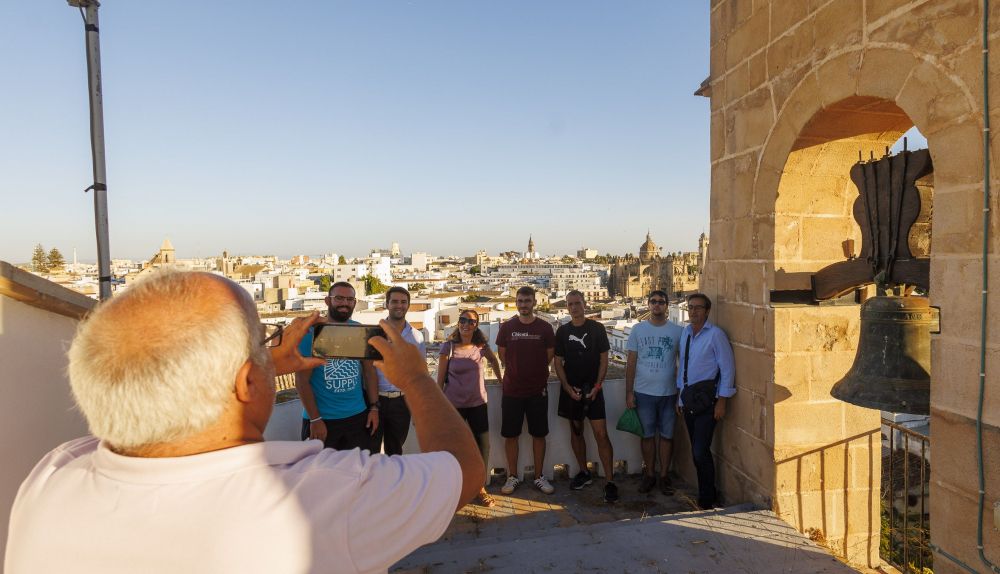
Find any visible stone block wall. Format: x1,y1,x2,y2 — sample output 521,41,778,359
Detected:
705,0,1000,570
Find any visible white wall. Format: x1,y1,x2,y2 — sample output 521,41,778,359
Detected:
410,252,428,272
0,296,89,560
264,380,643,482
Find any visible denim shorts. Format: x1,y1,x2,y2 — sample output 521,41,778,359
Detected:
634,392,678,439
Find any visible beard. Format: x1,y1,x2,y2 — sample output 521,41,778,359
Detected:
329,305,353,322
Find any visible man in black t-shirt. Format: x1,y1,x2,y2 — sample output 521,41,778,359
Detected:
553,291,618,502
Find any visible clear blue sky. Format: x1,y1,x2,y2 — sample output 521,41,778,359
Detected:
1,2,711,262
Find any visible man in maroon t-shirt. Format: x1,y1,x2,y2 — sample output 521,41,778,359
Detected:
496,286,556,495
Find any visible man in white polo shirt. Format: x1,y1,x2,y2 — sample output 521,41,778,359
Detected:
4,270,483,574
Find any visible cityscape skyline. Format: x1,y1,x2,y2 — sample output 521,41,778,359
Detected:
1,2,710,262
16,231,699,266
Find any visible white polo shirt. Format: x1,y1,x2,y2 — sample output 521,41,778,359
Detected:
5,437,461,574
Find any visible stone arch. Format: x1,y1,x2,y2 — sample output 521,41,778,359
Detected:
756,47,980,247
746,46,980,565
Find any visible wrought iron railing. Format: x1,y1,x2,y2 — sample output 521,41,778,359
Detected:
275,373,297,393
881,417,932,573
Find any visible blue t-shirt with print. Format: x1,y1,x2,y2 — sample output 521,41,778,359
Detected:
625,320,684,396
298,322,367,420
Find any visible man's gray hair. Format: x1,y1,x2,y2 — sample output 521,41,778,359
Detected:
68,269,267,449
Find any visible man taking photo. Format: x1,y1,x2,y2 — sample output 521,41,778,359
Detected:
5,269,484,573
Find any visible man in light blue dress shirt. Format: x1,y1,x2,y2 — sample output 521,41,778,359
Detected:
676,293,735,510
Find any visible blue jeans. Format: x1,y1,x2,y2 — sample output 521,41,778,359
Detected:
634,392,678,439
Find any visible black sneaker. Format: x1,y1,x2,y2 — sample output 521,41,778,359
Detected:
638,474,656,494
659,476,675,496
697,498,717,510
570,470,593,490
604,482,620,503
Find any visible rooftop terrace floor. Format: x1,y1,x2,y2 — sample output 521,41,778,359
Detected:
394,473,861,573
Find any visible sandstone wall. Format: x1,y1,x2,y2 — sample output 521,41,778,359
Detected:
705,0,1000,570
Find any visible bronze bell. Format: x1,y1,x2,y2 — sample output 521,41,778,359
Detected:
831,296,939,415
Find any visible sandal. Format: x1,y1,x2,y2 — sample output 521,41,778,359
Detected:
478,488,496,507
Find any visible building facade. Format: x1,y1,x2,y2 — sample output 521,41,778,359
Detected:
607,232,703,298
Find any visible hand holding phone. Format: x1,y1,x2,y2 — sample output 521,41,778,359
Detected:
312,323,385,360
367,319,431,392
271,312,326,375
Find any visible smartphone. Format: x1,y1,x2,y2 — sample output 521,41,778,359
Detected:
312,323,385,360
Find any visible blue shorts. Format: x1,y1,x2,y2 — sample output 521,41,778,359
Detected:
634,392,678,439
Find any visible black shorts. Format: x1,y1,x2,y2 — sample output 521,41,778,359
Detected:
557,386,607,421
501,393,549,438
457,403,489,436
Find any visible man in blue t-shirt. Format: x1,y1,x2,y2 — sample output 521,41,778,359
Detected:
295,282,379,451
625,290,684,496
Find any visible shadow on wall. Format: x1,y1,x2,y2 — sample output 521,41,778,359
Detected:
774,428,880,561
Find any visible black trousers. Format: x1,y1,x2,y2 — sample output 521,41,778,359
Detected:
373,395,411,456
683,407,718,508
301,410,373,452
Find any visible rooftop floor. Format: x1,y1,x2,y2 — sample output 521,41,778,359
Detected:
393,473,861,573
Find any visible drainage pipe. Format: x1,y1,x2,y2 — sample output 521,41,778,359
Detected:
974,0,999,569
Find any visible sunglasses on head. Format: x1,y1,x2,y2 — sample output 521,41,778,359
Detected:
458,316,478,325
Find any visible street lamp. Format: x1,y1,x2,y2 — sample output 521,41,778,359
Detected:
68,0,112,300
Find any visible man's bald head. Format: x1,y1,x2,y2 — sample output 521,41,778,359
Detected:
68,269,268,450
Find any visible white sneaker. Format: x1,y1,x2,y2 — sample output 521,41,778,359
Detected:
533,476,555,494
501,475,522,495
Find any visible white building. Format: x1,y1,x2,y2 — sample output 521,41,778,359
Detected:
369,256,392,285
410,252,429,272
331,263,369,287
606,320,639,363
549,269,607,300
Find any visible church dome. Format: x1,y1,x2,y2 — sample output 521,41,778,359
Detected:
639,232,658,262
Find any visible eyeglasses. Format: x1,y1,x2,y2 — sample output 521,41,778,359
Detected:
331,295,357,304
648,299,667,305
261,323,284,348
458,317,478,326
688,304,707,310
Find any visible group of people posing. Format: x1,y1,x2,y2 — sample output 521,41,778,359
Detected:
298,283,735,510
6,270,736,571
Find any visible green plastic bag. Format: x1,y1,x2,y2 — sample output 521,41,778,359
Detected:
616,407,643,437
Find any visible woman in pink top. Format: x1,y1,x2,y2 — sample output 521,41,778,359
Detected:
437,309,503,507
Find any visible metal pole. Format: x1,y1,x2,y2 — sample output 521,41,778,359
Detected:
76,1,113,300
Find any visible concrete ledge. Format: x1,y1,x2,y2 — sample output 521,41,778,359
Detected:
0,261,96,319
267,379,646,480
